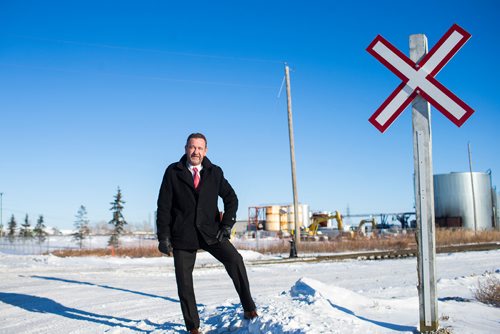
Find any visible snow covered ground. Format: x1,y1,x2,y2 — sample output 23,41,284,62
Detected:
0,249,498,333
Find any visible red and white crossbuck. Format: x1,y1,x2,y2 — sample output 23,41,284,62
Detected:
367,24,474,133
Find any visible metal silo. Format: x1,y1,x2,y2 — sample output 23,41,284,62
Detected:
434,172,494,230
265,205,281,232
284,204,309,232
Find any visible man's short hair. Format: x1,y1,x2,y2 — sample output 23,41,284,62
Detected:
186,133,207,147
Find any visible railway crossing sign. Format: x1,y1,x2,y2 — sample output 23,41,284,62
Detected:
366,24,475,332
367,24,474,132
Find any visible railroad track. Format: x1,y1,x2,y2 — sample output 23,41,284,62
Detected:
245,242,500,266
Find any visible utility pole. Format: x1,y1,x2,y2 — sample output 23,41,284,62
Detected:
284,63,300,253
410,34,439,332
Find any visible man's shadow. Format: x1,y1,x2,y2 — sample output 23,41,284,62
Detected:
29,275,203,307
0,292,185,332
30,275,181,304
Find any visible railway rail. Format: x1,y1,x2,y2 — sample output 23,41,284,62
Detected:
245,242,500,266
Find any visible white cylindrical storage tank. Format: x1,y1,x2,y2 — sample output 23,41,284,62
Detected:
286,204,295,232
301,204,310,229
434,172,494,230
265,205,280,232
286,204,305,232
279,206,288,231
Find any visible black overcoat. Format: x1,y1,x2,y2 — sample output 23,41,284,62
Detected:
156,154,238,249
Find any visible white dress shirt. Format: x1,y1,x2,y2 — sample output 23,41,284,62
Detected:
187,163,203,180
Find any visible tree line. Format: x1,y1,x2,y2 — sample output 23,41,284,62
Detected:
0,187,130,248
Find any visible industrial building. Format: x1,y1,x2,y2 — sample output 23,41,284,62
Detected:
248,204,309,235
248,171,499,235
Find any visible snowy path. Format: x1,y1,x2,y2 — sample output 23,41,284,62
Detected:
1,250,499,333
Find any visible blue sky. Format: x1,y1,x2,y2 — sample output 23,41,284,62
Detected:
1,1,498,230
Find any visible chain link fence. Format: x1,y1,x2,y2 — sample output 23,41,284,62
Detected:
0,237,73,255
0,234,157,255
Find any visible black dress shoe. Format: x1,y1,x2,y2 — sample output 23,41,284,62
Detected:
244,310,258,320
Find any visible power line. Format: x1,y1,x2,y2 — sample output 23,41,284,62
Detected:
1,33,285,89
4,33,284,64
0,62,277,89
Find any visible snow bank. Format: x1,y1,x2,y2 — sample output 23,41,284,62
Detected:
194,276,419,333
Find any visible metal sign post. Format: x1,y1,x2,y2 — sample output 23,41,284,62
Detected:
367,24,474,333
411,34,438,331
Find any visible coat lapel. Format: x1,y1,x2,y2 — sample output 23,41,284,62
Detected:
179,168,195,190
175,156,196,190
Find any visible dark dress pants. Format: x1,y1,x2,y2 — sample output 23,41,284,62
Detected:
173,239,256,330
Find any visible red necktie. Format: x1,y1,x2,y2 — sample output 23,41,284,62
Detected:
193,167,200,189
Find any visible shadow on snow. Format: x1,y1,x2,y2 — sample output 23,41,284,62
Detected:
29,275,182,304
1,275,209,332
0,292,187,333
327,300,418,333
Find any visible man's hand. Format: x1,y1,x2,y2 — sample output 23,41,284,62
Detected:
158,238,173,256
216,225,232,242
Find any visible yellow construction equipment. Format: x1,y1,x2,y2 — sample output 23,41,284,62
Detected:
307,211,344,236
357,218,376,235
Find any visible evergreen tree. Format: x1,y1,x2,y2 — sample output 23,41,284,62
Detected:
33,215,48,243
7,215,16,242
19,214,33,238
108,187,127,248
73,205,90,249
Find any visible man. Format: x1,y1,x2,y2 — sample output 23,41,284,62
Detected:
156,133,257,334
